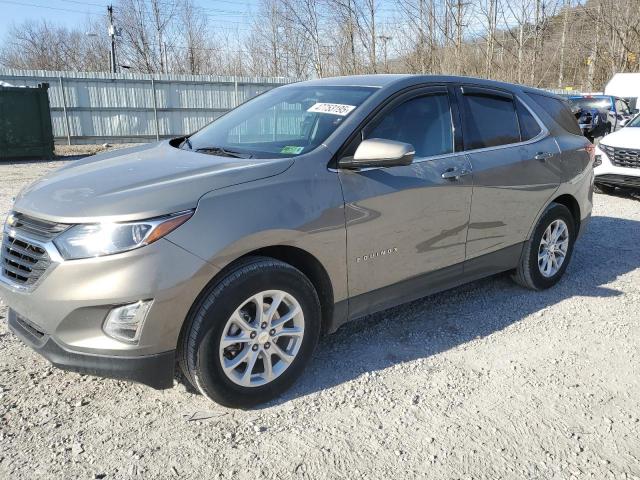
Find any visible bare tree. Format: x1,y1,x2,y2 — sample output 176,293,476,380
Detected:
0,19,110,72
1,0,639,92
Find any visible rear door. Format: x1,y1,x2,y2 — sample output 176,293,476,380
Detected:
455,85,561,260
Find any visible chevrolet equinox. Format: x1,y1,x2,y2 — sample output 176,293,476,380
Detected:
1,75,594,407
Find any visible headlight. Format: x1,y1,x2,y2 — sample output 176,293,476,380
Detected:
53,210,193,260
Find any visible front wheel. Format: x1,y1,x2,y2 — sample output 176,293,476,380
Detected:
512,203,576,290
179,257,321,408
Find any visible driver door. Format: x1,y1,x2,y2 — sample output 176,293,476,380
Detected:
338,87,473,318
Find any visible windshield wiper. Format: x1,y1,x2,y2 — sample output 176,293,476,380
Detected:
181,136,193,150
195,146,253,159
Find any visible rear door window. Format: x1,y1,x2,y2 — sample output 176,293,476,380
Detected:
527,93,582,136
459,88,520,150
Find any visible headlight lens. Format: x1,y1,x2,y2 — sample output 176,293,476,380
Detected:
53,210,193,260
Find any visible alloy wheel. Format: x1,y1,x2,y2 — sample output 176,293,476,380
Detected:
218,290,305,387
538,219,570,278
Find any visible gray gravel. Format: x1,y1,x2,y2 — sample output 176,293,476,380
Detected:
1,158,640,479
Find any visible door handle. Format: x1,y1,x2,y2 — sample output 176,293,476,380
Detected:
441,167,470,180
534,152,553,161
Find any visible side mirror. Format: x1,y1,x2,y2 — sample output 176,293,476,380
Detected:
339,138,415,169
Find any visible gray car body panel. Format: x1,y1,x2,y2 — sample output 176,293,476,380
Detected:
1,75,593,386
13,141,294,223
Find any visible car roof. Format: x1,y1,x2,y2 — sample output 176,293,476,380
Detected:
290,74,559,97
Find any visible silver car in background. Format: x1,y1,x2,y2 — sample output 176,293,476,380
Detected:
0,75,594,407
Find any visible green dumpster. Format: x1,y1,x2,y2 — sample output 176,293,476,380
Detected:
0,83,54,160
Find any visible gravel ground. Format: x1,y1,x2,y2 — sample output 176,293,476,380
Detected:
1,158,639,479
54,144,139,158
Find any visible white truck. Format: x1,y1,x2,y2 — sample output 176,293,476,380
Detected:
605,73,640,114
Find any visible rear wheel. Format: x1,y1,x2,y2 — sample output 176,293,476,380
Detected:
179,257,321,408
512,203,576,290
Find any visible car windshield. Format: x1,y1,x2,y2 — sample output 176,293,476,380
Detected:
568,97,612,111
628,114,640,127
185,85,377,158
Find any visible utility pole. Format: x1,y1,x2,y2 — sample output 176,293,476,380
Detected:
108,5,117,73
378,35,392,73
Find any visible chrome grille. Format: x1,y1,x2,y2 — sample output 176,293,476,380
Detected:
1,212,67,288
9,212,69,240
1,235,51,286
601,144,640,169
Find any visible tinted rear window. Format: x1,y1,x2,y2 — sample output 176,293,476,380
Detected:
528,93,582,135
461,93,520,149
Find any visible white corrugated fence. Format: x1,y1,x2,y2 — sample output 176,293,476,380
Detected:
0,69,297,144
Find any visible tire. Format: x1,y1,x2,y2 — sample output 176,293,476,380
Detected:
512,203,576,290
594,183,615,195
179,256,321,408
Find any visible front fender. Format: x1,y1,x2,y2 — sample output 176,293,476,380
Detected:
165,151,348,305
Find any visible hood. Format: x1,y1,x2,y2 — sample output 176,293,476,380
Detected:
600,127,640,150
13,141,294,223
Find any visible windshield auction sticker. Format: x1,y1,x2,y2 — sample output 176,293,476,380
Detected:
307,103,356,116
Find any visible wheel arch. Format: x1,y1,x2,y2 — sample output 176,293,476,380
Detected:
180,245,336,345
244,246,335,335
524,192,582,244
551,193,581,231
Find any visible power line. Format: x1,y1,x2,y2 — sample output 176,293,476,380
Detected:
57,0,110,7
0,0,104,15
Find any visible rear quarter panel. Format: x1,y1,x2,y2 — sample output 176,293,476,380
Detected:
520,93,593,236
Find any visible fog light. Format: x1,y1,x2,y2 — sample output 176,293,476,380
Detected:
103,300,153,343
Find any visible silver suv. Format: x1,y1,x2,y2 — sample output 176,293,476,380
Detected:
1,75,594,407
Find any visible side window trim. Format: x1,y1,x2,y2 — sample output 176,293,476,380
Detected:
447,84,464,152
460,85,514,101
455,85,549,154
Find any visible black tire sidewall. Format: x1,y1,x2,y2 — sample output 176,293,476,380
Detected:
190,262,320,408
527,204,576,289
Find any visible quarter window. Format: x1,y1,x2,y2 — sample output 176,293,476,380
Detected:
517,99,542,141
527,93,582,136
460,92,520,149
366,94,454,158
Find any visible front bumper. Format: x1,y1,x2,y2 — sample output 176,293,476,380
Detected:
594,146,640,188
8,309,175,389
0,233,219,388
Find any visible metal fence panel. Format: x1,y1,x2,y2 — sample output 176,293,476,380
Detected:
0,69,295,144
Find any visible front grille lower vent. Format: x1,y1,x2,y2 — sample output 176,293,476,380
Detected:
601,144,640,169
